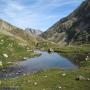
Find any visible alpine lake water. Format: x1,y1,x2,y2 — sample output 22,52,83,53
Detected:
0,50,79,78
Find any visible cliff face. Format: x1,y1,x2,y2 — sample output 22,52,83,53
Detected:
25,28,43,36
41,0,90,44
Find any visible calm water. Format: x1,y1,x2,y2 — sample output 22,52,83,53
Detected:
16,50,78,73
0,50,78,78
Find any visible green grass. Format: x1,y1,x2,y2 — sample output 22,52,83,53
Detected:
36,41,60,51
80,60,90,68
0,59,90,90
0,68,90,90
0,34,90,90
37,41,90,53
54,44,90,53
0,34,39,67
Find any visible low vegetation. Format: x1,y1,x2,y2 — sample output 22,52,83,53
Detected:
0,59,90,90
0,39,90,90
0,0,90,89
0,34,39,67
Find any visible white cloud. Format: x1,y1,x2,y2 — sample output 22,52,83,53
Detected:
0,0,84,31
2,0,25,17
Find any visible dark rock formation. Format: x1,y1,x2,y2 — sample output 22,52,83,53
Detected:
41,0,90,44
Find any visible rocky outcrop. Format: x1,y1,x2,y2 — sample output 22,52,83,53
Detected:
41,0,90,44
25,28,43,36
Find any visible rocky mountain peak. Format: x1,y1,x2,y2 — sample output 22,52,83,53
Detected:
40,0,90,44
25,28,43,36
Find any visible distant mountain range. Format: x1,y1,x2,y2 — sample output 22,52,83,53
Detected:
0,19,44,47
41,0,90,44
0,0,90,46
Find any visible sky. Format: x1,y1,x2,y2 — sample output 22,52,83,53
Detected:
0,0,84,31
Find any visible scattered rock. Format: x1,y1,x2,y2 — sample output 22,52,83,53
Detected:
0,80,2,85
43,89,46,90
76,75,86,80
7,62,12,64
62,73,66,76
34,82,37,85
44,75,47,78
16,72,19,75
23,57,28,60
1,39,4,42
3,54,8,58
58,86,62,89
85,56,89,61
0,61,3,67
87,78,90,81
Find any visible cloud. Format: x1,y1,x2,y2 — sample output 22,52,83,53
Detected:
0,0,84,31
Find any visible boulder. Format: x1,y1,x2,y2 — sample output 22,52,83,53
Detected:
3,54,8,58
34,82,37,85
62,73,66,76
48,48,53,53
85,56,89,61
76,75,86,80
23,57,28,60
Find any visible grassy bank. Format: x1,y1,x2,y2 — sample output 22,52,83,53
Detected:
0,34,39,67
0,59,90,90
37,41,90,53
54,44,90,53
0,64,90,90
0,36,90,90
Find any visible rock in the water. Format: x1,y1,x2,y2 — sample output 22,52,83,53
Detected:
23,57,28,60
48,48,53,53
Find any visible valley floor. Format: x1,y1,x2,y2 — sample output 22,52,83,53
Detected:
0,60,90,90
0,44,90,90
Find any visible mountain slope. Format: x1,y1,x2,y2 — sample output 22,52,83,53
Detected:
0,19,40,66
0,19,37,46
25,28,42,36
41,0,90,44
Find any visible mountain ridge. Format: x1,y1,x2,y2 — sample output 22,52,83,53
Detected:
25,28,43,36
40,0,90,44
0,19,38,46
